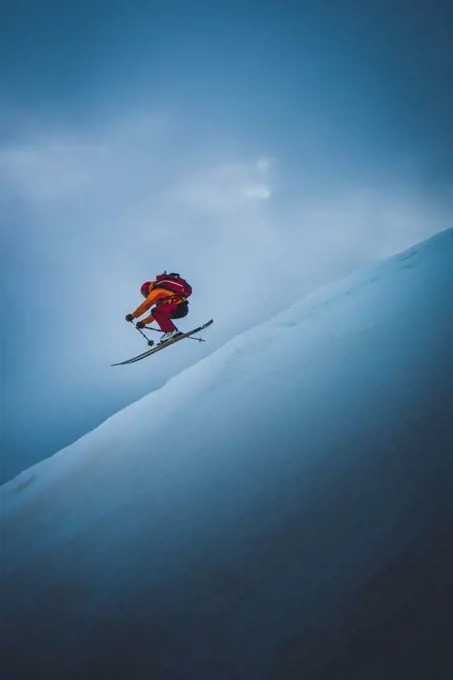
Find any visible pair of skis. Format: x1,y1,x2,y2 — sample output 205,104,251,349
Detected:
111,319,214,366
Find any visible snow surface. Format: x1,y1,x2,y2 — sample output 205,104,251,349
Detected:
1,229,453,679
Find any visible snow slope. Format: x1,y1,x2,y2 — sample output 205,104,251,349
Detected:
2,229,453,679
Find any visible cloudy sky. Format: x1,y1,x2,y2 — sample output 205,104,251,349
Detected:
1,0,452,482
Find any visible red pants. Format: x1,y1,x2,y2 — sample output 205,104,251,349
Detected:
151,302,181,332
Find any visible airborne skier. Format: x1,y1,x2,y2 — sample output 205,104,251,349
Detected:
113,271,213,366
125,272,192,343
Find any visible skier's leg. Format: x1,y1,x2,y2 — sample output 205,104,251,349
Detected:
152,303,179,332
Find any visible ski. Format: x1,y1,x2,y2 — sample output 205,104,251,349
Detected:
111,319,214,366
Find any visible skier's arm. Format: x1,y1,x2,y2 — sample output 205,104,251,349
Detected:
139,312,154,325
131,281,157,319
131,297,153,320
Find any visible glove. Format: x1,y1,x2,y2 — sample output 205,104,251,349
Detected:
136,320,146,329
125,314,134,322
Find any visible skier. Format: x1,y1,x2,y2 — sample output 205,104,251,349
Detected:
125,272,192,342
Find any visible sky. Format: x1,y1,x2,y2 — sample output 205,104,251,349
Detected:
1,0,453,481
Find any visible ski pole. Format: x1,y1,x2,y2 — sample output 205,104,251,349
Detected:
135,326,155,346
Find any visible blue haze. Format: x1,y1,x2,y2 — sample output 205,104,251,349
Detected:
1,0,452,481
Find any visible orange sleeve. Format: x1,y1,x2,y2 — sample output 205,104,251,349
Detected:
132,286,169,319
132,296,154,320
130,281,155,319
140,312,154,325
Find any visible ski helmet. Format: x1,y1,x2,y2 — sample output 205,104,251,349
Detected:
140,281,153,298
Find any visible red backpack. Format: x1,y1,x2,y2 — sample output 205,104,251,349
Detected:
154,272,192,298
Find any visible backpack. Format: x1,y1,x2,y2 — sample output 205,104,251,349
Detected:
154,272,192,298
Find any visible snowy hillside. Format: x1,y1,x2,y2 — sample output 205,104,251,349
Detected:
2,229,453,680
